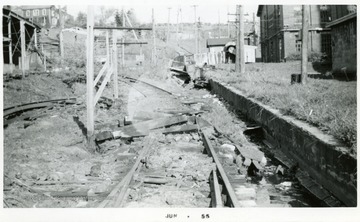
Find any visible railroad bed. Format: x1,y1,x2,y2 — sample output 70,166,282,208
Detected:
3,73,325,208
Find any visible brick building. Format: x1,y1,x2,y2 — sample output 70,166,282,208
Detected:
326,5,357,76
257,5,332,62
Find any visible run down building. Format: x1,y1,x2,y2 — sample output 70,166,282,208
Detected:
326,6,357,76
2,7,42,74
257,5,333,63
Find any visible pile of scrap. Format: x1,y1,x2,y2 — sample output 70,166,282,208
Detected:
234,145,267,176
95,114,198,143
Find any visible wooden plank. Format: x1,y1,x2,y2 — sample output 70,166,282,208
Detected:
210,170,223,208
201,131,240,208
112,115,188,139
162,124,198,135
93,62,108,87
94,67,113,106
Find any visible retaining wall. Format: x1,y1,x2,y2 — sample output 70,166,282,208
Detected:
209,79,357,207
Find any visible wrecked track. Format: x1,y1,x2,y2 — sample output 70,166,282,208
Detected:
3,71,325,208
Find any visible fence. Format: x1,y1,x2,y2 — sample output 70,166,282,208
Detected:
194,52,226,65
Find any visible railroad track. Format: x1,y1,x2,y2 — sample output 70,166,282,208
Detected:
96,116,242,208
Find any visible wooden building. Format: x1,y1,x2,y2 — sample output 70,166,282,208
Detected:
3,7,42,74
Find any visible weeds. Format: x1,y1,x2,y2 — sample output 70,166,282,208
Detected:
207,62,357,153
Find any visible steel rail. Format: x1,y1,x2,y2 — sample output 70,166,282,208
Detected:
201,130,240,208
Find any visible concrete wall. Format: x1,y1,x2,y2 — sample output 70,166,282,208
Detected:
209,79,357,207
331,18,357,75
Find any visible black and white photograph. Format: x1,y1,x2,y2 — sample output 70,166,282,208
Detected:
1,0,358,221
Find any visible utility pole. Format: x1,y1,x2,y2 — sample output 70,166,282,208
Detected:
192,5,198,54
167,7,171,44
227,6,230,38
86,6,95,152
122,7,125,67
176,7,179,42
301,5,309,84
253,12,256,45
235,5,245,73
20,20,26,77
218,9,221,38
152,8,156,65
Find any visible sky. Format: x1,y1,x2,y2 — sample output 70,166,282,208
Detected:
65,4,260,24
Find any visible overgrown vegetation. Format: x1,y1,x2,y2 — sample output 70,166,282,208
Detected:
207,62,357,153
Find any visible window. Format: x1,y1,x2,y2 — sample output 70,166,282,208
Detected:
33,9,39,16
295,40,302,52
25,10,30,17
42,9,47,16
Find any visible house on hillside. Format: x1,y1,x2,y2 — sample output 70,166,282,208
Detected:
257,5,332,62
326,6,357,77
3,7,42,74
16,5,67,28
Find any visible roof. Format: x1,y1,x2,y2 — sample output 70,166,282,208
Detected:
19,5,55,10
326,12,357,28
206,38,235,48
256,5,263,17
3,8,41,29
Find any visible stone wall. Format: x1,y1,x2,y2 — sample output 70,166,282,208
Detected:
209,79,357,207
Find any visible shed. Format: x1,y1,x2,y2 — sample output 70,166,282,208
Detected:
326,12,357,77
3,7,42,74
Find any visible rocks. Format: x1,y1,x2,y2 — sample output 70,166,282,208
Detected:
89,165,101,177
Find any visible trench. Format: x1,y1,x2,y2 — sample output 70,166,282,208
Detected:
210,95,323,207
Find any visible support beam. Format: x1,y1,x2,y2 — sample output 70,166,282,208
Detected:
112,31,118,99
301,5,309,84
152,8,156,65
8,18,13,74
20,20,26,77
86,6,95,152
94,27,152,30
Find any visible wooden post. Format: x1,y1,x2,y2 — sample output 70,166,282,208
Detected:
218,9,221,38
20,20,26,77
112,30,118,99
8,18,13,74
227,6,230,37
34,28,38,47
235,5,245,74
167,7,171,44
253,13,256,45
122,8,125,67
192,5,198,54
176,7,179,42
301,5,309,84
86,6,95,151
60,30,64,61
106,30,110,69
152,8,156,65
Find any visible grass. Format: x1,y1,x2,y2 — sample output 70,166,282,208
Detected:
206,62,357,154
